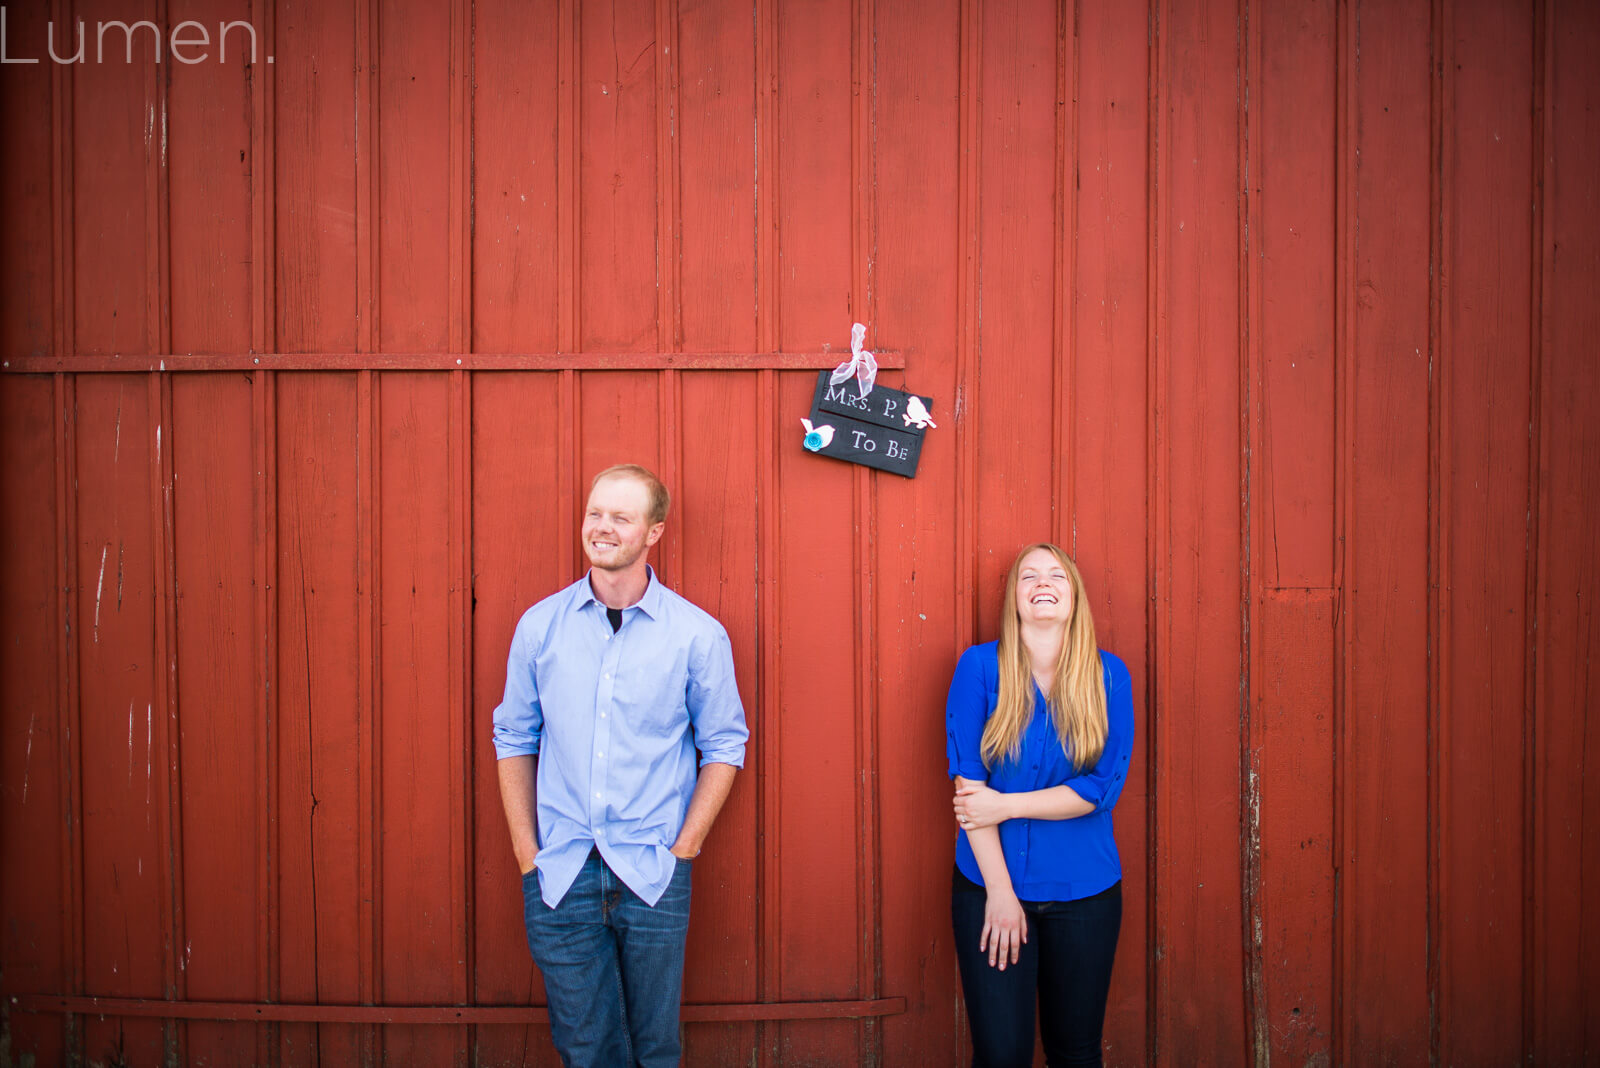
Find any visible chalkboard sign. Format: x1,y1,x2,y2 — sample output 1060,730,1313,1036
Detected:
801,371,935,479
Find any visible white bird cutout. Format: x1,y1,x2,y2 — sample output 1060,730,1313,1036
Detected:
902,396,937,430
801,418,836,450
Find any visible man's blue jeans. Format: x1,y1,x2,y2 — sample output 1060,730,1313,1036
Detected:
523,847,692,1068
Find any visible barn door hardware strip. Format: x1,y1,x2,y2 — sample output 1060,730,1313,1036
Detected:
1,351,906,373
9,994,907,1025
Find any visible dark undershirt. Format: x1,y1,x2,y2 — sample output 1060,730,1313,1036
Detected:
606,607,623,633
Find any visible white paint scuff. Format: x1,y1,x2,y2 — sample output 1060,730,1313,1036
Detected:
21,709,36,803
94,544,108,643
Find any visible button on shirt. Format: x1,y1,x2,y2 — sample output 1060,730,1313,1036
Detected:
493,568,748,907
946,642,1136,902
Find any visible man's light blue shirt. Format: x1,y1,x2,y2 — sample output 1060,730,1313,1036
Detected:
493,568,748,907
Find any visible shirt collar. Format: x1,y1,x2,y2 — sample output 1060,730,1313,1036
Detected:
573,565,663,621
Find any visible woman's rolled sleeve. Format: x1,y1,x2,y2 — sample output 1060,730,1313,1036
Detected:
1061,652,1135,811
945,645,993,781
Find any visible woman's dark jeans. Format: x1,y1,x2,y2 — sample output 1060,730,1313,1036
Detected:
952,873,1122,1068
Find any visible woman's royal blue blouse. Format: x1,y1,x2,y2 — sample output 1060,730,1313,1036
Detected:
946,641,1136,902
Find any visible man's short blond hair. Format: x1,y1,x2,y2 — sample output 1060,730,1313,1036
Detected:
591,464,671,526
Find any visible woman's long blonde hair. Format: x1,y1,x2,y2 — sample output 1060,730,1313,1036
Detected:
981,543,1108,772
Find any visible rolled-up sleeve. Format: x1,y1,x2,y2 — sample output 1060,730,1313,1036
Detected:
946,646,991,781
687,627,748,767
492,615,544,759
1061,653,1135,811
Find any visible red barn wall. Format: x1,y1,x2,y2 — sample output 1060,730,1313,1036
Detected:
1,0,1596,1064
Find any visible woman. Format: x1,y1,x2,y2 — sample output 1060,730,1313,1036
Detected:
946,543,1135,1068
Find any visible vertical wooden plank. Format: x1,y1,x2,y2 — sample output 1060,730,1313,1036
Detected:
579,0,658,589
172,373,260,1065
771,370,860,1061
275,0,358,353
773,0,860,1058
1239,0,1268,1057
655,0,684,588
974,0,1056,582
74,376,164,1067
1072,0,1151,1061
667,6,758,1065
873,0,963,1059
251,0,278,358
849,1,879,1062
378,0,450,354
580,0,658,351
356,367,380,1067
470,12,560,1065
1051,0,1075,552
250,0,280,1062
139,7,182,1065
72,0,150,357
271,2,361,1058
1522,7,1548,1059
57,372,85,1068
471,373,565,1068
356,0,379,358
448,2,474,1063
1340,0,1434,1057
275,372,363,1068
0,38,62,1068
471,0,560,353
1254,590,1337,1060
1437,0,1535,1062
1157,0,1249,1058
50,12,83,1047
579,374,661,482
1331,0,1357,1056
252,366,279,1068
0,3,53,363
678,372,761,1066
371,6,455,1062
1253,0,1338,1059
558,0,580,356
0,376,66,1068
376,373,457,1067
677,0,755,354
354,3,382,1061
167,0,253,354
1534,0,1600,1058
753,0,783,1060
65,26,169,1065
656,0,682,356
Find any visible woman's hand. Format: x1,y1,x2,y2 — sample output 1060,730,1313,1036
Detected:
953,780,1013,832
981,888,1028,970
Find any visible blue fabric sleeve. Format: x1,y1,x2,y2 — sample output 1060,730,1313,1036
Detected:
945,645,992,781
491,614,544,759
687,625,749,768
1061,652,1135,810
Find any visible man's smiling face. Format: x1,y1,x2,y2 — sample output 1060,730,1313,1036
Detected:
581,474,663,573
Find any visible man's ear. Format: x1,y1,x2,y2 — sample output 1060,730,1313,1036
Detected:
645,522,665,547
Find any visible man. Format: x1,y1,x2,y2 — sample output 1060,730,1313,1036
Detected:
493,463,747,1068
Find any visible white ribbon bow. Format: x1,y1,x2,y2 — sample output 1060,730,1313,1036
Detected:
830,322,878,399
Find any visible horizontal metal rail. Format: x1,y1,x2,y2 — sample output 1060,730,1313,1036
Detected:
8,994,906,1025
